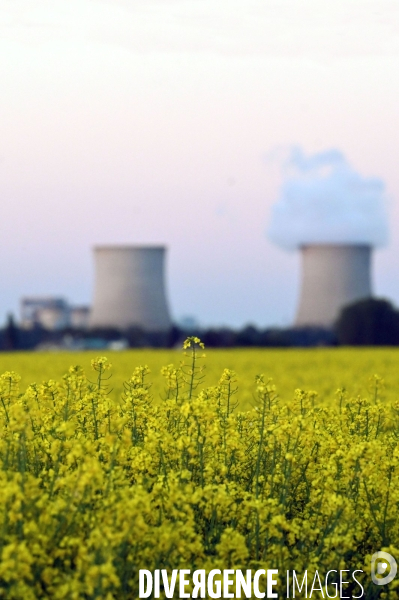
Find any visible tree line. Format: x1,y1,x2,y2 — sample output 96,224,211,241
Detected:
0,297,398,350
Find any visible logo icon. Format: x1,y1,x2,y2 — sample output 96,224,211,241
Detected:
371,551,397,585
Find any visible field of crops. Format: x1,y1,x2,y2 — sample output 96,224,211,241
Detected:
0,340,399,598
2,345,399,409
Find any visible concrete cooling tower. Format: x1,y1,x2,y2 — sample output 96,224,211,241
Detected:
89,246,172,331
295,244,372,327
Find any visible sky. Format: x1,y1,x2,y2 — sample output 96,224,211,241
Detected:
1,0,399,328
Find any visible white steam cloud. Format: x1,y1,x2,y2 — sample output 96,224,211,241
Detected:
268,147,388,250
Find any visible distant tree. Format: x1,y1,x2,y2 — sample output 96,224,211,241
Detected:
3,313,19,350
236,325,260,346
202,328,236,348
335,298,399,346
167,325,182,348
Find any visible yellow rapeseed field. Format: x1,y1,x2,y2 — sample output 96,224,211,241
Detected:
0,340,398,598
2,345,399,408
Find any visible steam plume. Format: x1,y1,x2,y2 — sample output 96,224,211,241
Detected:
268,147,388,250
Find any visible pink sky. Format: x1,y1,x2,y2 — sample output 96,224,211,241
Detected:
1,0,399,327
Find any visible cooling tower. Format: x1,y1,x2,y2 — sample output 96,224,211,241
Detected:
295,244,372,327
89,246,172,331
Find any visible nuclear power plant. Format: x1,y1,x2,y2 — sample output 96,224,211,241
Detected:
13,150,388,344
266,148,388,330
295,244,372,327
89,245,172,331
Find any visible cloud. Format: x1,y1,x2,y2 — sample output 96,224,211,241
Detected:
268,146,388,250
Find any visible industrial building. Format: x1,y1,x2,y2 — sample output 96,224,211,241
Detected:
20,297,90,330
295,244,372,327
89,245,172,331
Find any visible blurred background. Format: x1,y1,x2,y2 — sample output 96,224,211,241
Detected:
0,0,398,338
